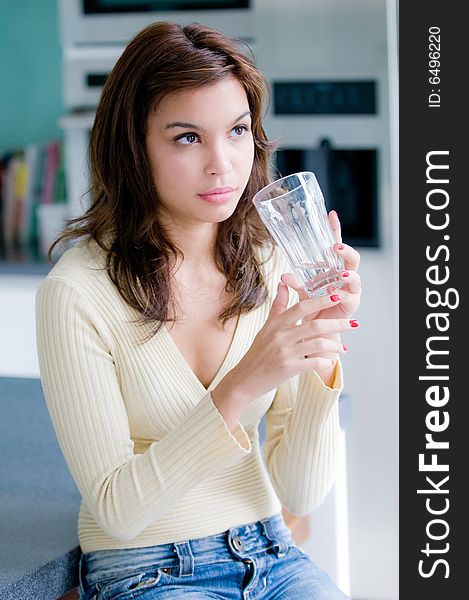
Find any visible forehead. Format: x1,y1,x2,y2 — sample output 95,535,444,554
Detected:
153,76,250,124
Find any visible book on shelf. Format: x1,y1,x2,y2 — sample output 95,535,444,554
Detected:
0,140,68,261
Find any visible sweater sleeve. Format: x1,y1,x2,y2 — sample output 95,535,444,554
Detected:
35,277,251,542
260,244,344,514
262,355,343,516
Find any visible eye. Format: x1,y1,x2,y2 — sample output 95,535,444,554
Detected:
175,132,200,145
231,125,249,137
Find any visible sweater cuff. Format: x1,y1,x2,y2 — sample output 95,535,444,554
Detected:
207,393,251,453
296,360,343,424
166,391,251,463
312,359,344,392
145,392,252,499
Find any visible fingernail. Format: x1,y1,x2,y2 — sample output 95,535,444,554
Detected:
343,344,348,352
342,271,350,278
330,294,341,302
350,320,359,328
336,243,345,251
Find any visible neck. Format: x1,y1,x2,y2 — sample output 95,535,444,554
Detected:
159,215,219,270
169,224,225,291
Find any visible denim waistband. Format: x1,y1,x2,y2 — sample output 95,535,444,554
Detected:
81,512,293,585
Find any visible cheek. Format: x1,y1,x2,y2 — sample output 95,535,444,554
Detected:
164,150,200,180
152,150,194,188
238,139,255,176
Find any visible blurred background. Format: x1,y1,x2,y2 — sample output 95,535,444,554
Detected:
0,1,398,598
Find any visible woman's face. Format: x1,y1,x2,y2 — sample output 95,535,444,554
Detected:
146,76,255,227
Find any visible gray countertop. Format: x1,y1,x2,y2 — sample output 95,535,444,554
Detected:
0,377,81,599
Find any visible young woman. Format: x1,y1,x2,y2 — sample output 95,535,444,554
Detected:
36,21,361,599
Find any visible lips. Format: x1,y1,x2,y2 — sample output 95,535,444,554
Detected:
197,187,236,205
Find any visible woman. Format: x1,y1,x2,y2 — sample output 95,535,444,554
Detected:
36,21,361,599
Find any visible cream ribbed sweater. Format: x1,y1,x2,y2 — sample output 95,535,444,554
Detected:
35,238,343,553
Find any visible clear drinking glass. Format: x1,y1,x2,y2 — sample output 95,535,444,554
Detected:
253,171,344,297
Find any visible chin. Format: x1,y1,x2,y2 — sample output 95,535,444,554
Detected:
216,204,240,223
202,200,240,223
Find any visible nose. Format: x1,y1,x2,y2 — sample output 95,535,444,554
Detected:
204,139,232,177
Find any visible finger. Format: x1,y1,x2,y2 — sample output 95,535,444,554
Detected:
298,355,338,373
321,287,361,319
268,282,290,320
280,272,309,300
326,281,340,294
329,210,342,244
294,317,360,340
282,293,342,326
338,270,362,295
297,337,347,357
334,242,361,271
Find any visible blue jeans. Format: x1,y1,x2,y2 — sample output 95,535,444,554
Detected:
79,513,350,599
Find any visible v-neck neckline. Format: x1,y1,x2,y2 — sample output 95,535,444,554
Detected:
162,313,242,393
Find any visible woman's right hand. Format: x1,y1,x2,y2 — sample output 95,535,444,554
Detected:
211,282,357,429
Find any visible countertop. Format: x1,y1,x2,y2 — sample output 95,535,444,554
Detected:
0,377,81,599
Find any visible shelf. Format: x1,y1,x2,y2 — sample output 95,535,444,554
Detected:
59,111,95,130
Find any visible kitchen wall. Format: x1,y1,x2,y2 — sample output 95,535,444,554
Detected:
254,3,398,597
0,0,64,153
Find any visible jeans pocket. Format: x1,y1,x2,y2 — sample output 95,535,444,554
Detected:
97,570,162,599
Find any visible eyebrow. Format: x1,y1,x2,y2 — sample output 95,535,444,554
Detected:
165,110,252,131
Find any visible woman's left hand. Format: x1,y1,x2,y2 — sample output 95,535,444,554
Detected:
281,210,361,323
280,211,361,386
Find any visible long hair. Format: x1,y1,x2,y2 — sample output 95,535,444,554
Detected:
49,21,276,339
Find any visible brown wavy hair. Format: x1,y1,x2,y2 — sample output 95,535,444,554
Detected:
49,21,276,339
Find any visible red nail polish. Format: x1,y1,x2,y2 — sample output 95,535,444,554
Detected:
330,294,341,302
350,320,359,328
342,271,349,277
343,344,348,351
337,243,345,250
